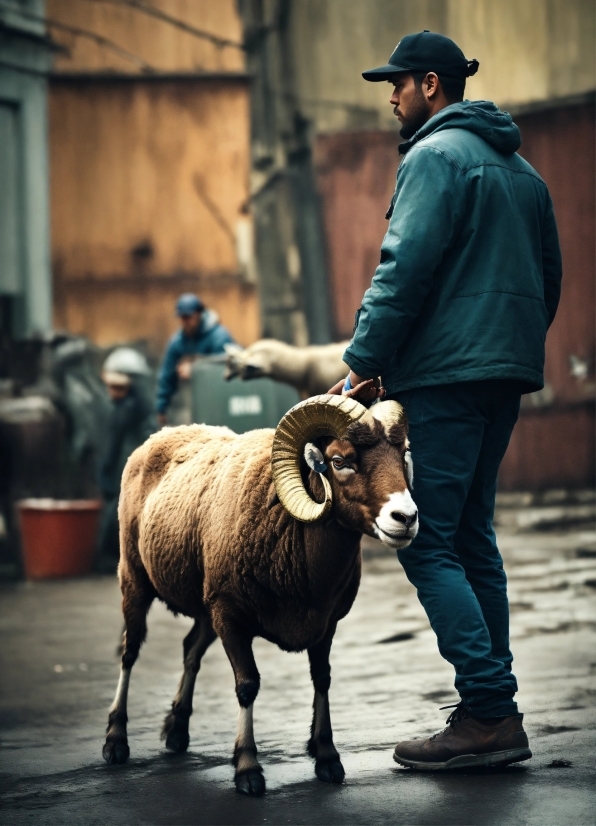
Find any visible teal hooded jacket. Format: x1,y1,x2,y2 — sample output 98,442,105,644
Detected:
343,101,562,395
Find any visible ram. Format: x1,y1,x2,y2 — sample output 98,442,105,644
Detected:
103,394,417,795
225,339,350,398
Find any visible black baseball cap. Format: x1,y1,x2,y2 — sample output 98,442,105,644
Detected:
362,30,479,82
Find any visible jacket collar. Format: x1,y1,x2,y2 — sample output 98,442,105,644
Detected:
398,102,461,155
398,100,521,155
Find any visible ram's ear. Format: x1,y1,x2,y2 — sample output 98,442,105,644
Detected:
404,448,414,489
304,442,327,474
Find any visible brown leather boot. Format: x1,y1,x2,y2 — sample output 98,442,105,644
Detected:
394,704,532,770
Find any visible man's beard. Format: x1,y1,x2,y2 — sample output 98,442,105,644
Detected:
398,88,430,140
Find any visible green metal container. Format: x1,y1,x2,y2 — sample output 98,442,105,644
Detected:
190,357,300,434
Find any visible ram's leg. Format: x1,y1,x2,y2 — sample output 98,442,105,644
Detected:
162,610,217,753
217,622,265,796
103,568,154,764
233,701,264,796
307,624,345,784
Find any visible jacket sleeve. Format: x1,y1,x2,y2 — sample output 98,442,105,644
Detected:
343,146,466,378
155,338,180,414
541,196,563,328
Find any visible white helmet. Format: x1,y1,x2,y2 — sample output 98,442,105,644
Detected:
102,347,150,385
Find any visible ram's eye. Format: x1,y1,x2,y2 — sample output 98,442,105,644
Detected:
332,456,347,470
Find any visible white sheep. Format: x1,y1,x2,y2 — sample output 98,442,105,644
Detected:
224,339,351,397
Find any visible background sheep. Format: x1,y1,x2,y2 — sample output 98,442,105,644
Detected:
102,395,417,796
224,339,350,398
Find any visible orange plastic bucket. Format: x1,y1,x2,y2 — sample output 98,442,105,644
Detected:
17,499,102,579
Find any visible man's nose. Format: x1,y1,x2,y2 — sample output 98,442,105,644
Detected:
391,510,418,529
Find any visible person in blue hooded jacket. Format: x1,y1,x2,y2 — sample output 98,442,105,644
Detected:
156,294,235,425
333,32,562,770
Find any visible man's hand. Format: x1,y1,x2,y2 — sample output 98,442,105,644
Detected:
157,413,167,428
327,371,385,406
176,359,193,381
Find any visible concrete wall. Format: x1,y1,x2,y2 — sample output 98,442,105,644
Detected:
0,0,53,337
288,0,596,133
47,0,260,352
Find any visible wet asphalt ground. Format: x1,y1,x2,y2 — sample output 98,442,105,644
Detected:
1,496,595,825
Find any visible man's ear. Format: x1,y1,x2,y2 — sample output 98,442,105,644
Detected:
424,71,440,100
304,443,327,474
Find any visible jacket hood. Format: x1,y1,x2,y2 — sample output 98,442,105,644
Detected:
199,308,220,334
400,100,521,155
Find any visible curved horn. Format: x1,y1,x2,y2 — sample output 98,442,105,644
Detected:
271,394,368,523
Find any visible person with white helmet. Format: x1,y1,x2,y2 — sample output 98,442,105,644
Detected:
97,348,156,571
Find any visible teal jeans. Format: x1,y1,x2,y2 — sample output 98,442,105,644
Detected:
390,380,522,718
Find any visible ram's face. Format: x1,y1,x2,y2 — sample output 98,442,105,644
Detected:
307,418,417,550
224,344,271,381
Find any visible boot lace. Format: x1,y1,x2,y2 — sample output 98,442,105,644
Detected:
429,702,468,740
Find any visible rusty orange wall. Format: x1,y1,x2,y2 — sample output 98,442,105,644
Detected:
499,101,595,490
315,101,595,489
314,131,400,340
515,103,595,406
48,0,259,352
54,275,258,354
50,81,249,277
47,0,244,74
50,79,260,351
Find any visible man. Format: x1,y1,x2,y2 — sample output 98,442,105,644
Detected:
156,293,235,425
98,348,155,571
336,31,562,769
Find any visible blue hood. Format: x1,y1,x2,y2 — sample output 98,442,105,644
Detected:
199,308,220,334
400,100,521,155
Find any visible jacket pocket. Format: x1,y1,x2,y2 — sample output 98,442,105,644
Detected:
353,307,362,335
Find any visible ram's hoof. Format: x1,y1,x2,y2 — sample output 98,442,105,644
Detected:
235,768,266,796
163,714,190,753
165,727,190,753
102,738,130,765
315,757,345,784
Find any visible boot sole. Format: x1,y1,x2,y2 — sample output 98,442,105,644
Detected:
393,747,532,771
